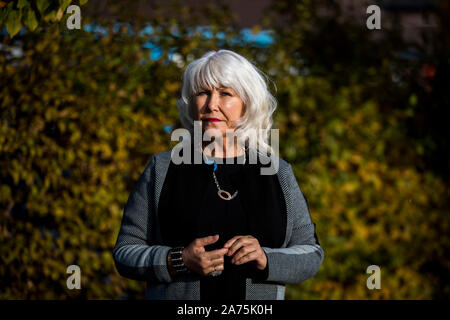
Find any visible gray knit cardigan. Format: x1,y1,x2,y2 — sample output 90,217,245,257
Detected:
112,150,324,300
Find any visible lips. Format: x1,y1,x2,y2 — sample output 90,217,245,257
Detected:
203,118,222,122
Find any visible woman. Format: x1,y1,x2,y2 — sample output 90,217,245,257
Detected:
112,50,324,300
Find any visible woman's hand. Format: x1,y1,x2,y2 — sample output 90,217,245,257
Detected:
224,235,267,270
182,235,228,276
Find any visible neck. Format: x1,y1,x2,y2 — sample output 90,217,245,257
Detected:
202,138,244,158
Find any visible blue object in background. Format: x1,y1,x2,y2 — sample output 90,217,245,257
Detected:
163,124,174,134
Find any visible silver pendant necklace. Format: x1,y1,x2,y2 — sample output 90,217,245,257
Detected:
202,150,246,201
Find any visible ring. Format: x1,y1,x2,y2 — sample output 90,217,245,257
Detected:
210,265,221,277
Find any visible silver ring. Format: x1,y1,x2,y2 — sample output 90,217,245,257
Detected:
210,265,221,277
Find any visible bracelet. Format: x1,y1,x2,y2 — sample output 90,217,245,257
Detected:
169,247,189,274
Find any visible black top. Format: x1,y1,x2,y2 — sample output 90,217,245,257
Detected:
158,144,287,301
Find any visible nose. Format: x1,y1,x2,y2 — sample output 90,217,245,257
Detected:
206,90,220,112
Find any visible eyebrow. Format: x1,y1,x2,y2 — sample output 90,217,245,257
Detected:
198,87,233,92
218,87,234,92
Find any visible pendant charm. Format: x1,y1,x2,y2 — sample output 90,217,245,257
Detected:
217,189,238,200
203,153,239,201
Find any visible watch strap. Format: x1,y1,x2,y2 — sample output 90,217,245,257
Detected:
169,247,189,274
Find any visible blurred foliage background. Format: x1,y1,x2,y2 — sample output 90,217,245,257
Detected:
0,0,449,299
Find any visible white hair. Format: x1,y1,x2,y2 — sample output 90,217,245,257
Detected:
176,49,278,155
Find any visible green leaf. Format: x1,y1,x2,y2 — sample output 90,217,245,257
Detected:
0,2,11,25
37,0,50,14
5,8,22,38
80,0,88,5
23,7,38,31
17,0,28,9
43,9,57,22
58,0,72,12
55,7,63,21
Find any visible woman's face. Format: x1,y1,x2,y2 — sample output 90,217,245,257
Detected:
193,86,244,135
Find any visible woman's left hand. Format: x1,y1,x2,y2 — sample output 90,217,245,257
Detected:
224,235,267,270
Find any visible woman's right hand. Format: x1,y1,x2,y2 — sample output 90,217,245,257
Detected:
182,235,228,276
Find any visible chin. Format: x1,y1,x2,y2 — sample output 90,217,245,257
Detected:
204,122,225,130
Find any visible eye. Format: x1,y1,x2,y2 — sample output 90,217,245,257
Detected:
196,91,208,96
220,91,231,96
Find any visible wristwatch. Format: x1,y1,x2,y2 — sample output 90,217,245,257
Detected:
169,247,189,274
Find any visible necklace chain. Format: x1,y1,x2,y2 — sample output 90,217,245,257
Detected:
202,149,245,200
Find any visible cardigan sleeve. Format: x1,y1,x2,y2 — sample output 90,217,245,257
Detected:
261,164,324,284
112,155,173,283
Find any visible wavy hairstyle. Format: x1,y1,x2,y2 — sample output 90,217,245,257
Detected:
176,49,278,155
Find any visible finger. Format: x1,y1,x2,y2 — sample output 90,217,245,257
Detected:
235,250,259,265
225,235,255,251
210,256,225,266
195,234,219,247
227,237,254,256
205,264,222,276
223,235,244,248
205,248,228,260
227,237,250,256
214,263,225,271
232,246,257,263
